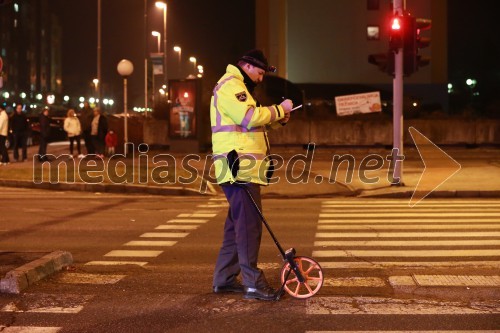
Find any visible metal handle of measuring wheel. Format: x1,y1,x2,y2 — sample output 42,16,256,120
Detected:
285,248,305,283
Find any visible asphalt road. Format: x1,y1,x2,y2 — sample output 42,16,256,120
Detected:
0,187,499,332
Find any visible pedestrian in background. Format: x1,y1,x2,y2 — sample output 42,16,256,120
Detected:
90,107,108,158
105,129,117,156
63,108,83,158
79,101,94,155
37,107,51,162
10,104,29,162
211,49,292,301
0,105,10,165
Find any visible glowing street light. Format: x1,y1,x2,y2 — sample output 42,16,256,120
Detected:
189,56,197,74
117,59,134,154
174,45,181,77
151,31,161,53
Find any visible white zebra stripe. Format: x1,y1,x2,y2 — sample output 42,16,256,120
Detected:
315,239,500,247
313,249,500,258
316,231,500,238
317,224,500,230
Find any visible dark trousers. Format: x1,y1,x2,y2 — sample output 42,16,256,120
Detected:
83,130,94,154
0,135,9,163
69,135,81,155
38,135,48,160
12,132,27,160
91,136,104,155
213,183,268,289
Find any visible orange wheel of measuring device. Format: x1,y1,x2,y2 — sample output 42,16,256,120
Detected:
280,256,324,299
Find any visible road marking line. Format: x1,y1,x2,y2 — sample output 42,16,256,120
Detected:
316,231,500,238
322,200,500,204
1,294,93,314
177,213,217,218
167,219,208,223
322,208,500,213
197,204,228,208
320,212,500,217
323,277,386,288
319,218,500,223
306,296,500,315
321,200,498,209
104,250,163,257
306,331,499,333
413,275,500,287
85,261,148,266
57,273,125,284
317,224,500,230
124,240,177,246
319,261,500,269
312,249,500,257
315,239,500,247
140,232,188,238
155,225,198,230
0,327,62,333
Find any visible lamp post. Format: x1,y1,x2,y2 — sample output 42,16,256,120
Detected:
117,59,134,155
173,46,181,77
92,78,99,100
152,31,161,53
155,1,167,84
189,57,196,75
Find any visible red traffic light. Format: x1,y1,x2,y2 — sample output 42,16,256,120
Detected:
391,17,401,30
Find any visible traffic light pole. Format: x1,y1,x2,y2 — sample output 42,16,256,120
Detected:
392,0,404,185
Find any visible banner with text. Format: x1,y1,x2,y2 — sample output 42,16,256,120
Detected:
335,91,382,116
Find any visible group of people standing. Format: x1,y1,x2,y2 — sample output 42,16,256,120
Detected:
0,101,117,165
71,101,112,159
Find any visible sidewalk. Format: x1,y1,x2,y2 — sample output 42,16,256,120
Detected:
0,142,499,199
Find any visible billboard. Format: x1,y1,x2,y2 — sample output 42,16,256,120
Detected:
169,80,198,138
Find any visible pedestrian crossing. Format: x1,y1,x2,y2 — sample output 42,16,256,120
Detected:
312,199,500,269
85,197,227,267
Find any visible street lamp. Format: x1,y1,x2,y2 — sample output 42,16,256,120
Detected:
155,1,167,84
117,59,134,155
173,45,181,77
93,78,99,97
151,31,161,53
189,56,196,74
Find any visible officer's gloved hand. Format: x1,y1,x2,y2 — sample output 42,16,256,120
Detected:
279,99,293,124
280,99,293,113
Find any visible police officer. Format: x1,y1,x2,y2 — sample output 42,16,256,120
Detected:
211,49,293,301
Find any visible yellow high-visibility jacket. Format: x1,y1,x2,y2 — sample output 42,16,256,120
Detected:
210,64,286,185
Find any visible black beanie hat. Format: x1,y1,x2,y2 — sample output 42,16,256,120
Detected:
239,49,276,72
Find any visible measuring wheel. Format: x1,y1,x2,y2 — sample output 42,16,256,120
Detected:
280,256,324,299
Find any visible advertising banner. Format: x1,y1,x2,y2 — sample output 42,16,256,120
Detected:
335,91,382,116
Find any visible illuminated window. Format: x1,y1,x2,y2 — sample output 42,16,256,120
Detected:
367,25,380,40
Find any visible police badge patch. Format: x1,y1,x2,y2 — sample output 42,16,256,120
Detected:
235,91,247,102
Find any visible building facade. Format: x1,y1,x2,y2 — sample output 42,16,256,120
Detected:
0,0,62,102
255,0,448,110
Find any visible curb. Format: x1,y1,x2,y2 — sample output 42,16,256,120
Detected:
0,179,215,197
0,251,73,294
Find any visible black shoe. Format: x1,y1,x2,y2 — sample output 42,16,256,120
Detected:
213,281,244,294
243,286,279,301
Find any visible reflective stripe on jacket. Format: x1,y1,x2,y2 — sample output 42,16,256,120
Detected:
210,64,286,185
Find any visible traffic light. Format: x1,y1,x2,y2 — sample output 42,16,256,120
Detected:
403,16,432,76
389,16,403,52
415,18,432,68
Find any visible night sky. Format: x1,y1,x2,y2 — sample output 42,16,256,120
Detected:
51,0,500,106
51,0,254,106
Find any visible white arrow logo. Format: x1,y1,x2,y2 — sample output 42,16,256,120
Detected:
409,127,462,207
